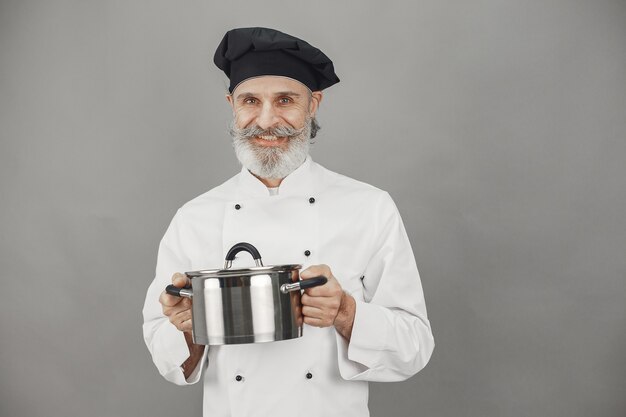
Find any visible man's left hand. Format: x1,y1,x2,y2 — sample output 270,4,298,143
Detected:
300,265,356,340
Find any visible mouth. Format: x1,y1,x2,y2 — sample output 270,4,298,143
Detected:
252,135,289,147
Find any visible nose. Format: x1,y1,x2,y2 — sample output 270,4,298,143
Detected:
256,102,280,130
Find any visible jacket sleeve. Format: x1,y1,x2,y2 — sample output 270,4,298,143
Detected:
142,211,208,385
336,192,435,382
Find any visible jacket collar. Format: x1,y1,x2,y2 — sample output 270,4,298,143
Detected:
237,156,320,198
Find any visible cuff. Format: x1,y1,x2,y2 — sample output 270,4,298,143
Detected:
184,346,208,384
157,323,206,385
335,300,388,380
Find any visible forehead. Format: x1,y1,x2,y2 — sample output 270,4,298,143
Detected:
232,76,311,98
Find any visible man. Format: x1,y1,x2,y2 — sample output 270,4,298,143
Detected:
143,27,434,416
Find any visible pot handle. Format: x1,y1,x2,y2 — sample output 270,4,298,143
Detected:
165,284,193,298
224,242,264,268
280,276,328,293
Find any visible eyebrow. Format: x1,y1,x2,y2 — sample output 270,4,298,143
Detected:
235,91,303,100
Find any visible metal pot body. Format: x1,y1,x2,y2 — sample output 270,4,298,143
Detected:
190,268,303,345
166,242,327,346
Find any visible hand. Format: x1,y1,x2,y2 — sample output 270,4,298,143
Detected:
159,273,193,333
300,265,344,328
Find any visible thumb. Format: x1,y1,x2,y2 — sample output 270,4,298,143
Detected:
172,272,190,288
300,264,330,280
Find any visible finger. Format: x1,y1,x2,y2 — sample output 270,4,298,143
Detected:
169,310,193,329
303,316,328,328
174,309,192,322
302,282,343,299
300,294,341,309
180,297,192,309
159,291,184,307
302,305,324,319
179,319,193,333
163,298,192,316
304,283,340,297
302,301,339,321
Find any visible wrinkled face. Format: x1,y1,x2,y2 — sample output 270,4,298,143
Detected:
227,76,322,180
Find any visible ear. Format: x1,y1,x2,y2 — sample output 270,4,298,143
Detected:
226,93,234,109
309,91,323,116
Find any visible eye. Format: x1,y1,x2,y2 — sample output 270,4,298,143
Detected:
277,97,293,105
243,97,258,105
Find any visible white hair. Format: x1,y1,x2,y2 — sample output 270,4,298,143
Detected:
229,117,316,179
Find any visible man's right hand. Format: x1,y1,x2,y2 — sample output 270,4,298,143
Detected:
159,273,193,333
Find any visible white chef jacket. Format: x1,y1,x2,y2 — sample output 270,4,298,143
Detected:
142,157,434,417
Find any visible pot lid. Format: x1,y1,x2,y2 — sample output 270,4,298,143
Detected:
186,242,304,278
186,264,302,278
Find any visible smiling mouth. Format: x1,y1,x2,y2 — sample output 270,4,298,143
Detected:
253,135,288,146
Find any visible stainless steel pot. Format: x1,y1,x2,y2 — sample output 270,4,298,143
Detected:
165,242,327,345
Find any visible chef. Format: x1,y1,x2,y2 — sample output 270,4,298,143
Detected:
142,27,434,416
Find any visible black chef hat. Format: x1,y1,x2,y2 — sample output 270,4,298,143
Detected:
214,27,340,93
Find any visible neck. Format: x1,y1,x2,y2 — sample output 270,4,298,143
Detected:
252,173,283,188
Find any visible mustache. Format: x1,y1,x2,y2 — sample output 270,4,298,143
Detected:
229,123,307,140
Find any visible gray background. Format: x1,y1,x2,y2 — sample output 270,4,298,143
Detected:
1,1,625,416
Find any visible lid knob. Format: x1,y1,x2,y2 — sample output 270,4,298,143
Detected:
224,242,264,269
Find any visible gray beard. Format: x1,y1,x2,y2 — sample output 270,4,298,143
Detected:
229,118,313,180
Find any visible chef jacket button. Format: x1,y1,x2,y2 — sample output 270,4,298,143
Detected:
304,250,311,257
306,372,313,379
235,375,243,382
308,197,315,204
234,204,241,210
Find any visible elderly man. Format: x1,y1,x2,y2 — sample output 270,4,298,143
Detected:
143,27,434,416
